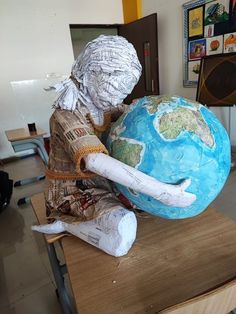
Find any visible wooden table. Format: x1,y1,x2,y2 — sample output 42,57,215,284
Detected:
5,127,48,163
5,127,47,142
31,193,236,314
6,127,49,205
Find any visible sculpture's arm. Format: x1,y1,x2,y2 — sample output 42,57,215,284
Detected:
84,153,196,208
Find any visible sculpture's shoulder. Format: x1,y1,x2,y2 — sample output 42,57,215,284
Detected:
51,108,89,126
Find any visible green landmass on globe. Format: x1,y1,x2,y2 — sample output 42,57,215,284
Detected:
158,107,214,148
111,139,143,167
145,95,173,114
144,95,214,147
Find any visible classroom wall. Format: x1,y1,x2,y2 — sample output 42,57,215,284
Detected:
0,0,123,159
142,0,236,145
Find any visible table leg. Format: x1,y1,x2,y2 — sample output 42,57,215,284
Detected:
11,138,49,165
14,174,45,187
46,242,76,314
31,138,49,165
11,138,49,205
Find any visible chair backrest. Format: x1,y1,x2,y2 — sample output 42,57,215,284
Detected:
159,278,236,314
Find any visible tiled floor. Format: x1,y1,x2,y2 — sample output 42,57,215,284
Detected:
0,155,236,314
0,156,62,314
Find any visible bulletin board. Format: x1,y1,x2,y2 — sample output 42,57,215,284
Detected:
183,0,236,87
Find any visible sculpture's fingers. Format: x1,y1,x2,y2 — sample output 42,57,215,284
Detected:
179,178,191,190
180,191,196,207
158,189,196,207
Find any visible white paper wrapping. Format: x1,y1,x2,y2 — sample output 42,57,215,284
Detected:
32,207,137,257
85,153,196,208
53,35,142,125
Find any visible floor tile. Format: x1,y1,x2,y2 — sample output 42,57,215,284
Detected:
1,282,62,314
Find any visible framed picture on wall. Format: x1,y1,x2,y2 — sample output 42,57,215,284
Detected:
188,5,204,38
204,0,230,25
230,0,236,30
224,32,236,52
196,52,236,106
206,35,223,54
183,0,236,87
188,38,206,60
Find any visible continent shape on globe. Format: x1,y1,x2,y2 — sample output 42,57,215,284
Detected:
107,95,231,219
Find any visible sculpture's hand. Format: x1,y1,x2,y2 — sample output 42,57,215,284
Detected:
156,178,196,208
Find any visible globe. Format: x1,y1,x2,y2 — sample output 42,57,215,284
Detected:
107,95,231,219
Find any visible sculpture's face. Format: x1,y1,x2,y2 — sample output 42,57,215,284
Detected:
67,35,142,114
87,70,137,111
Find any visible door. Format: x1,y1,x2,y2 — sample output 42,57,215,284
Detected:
118,13,159,104
70,26,118,59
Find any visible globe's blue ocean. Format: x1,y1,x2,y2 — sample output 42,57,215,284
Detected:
107,96,231,219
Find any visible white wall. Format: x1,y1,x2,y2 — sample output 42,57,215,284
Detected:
0,0,123,158
142,0,236,145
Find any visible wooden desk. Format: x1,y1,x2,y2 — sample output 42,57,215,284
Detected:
5,127,47,142
6,127,49,205
5,127,48,164
31,193,236,314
